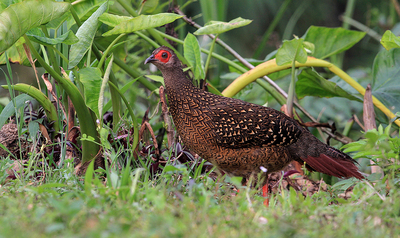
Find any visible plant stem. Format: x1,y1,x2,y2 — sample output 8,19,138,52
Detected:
342,0,356,30
286,40,302,118
135,31,160,48
98,34,125,70
204,34,218,75
286,63,296,118
48,45,69,63
282,0,310,40
40,25,61,76
23,34,100,163
253,0,292,58
335,0,356,68
340,15,381,42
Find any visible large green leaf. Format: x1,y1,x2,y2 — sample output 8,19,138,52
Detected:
296,68,361,101
276,38,307,66
193,17,252,35
304,26,365,59
79,67,102,119
184,33,205,80
371,48,400,113
0,0,70,53
380,30,400,50
102,13,182,36
68,2,108,69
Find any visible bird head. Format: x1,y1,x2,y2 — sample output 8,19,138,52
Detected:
144,46,180,70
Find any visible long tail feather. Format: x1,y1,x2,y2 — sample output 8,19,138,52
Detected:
302,154,364,179
289,130,364,179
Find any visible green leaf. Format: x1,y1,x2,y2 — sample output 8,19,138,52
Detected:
99,13,132,28
193,17,252,35
26,29,78,46
145,75,164,86
163,165,187,173
28,120,40,141
68,2,108,69
99,127,111,150
276,38,307,66
84,159,96,195
304,26,366,59
0,94,34,129
380,30,400,50
79,67,103,119
0,0,70,53
184,33,205,80
371,48,400,114
332,179,355,191
103,77,142,112
102,13,182,36
296,68,362,101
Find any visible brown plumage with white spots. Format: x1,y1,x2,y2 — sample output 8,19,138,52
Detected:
145,46,363,187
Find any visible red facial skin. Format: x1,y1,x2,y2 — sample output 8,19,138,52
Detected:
154,50,171,63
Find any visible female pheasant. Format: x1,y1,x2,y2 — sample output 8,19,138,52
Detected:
145,46,363,188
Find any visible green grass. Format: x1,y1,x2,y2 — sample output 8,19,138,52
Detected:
1,155,399,238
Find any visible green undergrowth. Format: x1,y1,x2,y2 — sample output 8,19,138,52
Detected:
1,155,399,238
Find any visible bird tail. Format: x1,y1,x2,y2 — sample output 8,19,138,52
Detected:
289,130,364,179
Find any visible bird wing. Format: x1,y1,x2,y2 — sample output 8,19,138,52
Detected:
206,99,302,149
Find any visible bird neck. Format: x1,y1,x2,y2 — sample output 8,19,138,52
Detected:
162,67,198,99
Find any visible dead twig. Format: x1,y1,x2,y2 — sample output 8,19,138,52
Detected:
353,114,365,131
138,110,160,159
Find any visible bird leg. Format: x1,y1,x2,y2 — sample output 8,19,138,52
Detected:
262,174,269,207
241,174,270,207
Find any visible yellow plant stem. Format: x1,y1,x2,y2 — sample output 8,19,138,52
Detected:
222,57,400,127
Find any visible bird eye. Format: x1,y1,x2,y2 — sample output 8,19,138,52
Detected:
161,52,168,58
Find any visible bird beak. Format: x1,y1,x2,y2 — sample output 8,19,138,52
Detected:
144,54,156,64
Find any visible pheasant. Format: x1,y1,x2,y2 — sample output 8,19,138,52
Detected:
144,46,363,191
